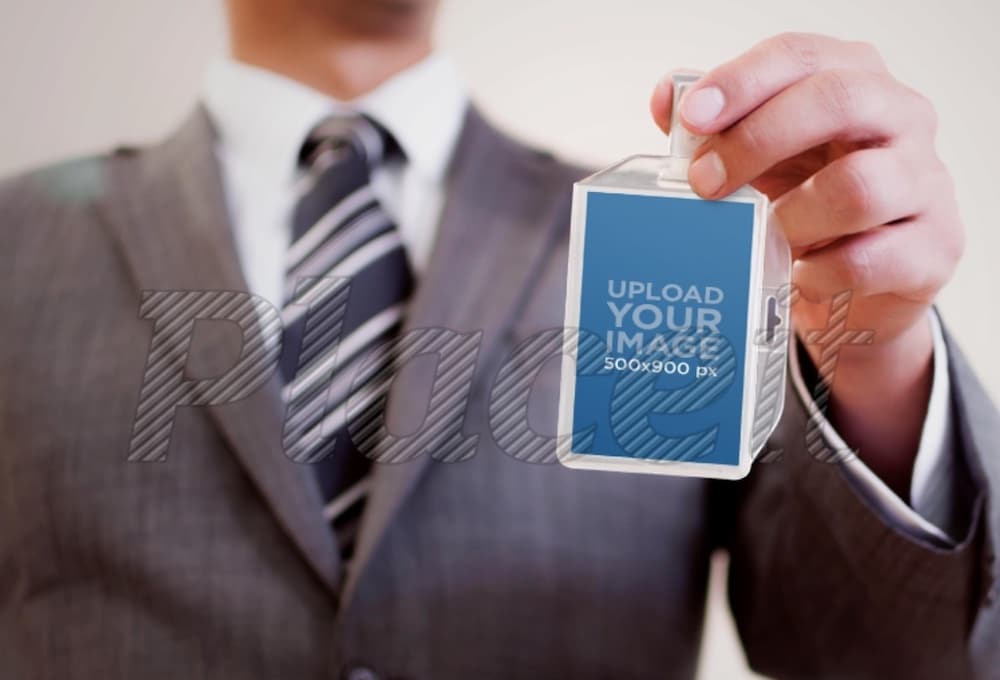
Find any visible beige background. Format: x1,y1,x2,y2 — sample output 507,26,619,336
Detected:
3,1,997,678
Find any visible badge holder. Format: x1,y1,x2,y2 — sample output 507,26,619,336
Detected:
557,74,792,480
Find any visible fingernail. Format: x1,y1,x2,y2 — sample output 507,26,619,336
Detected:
681,86,725,128
688,150,727,196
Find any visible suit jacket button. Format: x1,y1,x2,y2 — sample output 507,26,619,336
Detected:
343,666,380,680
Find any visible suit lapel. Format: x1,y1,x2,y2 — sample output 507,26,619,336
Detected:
99,108,343,596
97,105,573,606
340,107,574,606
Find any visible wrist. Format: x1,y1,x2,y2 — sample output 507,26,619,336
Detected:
803,310,934,496
829,310,933,378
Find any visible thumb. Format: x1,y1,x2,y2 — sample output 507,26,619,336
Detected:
649,69,706,136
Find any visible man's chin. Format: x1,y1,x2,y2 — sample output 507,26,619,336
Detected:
318,0,438,39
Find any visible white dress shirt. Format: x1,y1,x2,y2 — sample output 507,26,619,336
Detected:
201,55,959,545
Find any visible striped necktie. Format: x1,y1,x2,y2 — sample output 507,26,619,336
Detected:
280,115,414,562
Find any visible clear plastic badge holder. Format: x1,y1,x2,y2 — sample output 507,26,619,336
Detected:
557,74,792,479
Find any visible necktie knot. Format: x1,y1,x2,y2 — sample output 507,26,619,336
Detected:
299,114,398,175
290,115,401,245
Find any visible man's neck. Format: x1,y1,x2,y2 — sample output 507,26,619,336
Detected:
229,25,431,101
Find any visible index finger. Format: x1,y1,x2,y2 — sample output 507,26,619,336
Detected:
674,32,887,135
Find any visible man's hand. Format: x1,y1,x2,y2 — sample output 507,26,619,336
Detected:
650,33,965,495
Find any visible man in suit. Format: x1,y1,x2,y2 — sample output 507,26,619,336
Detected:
1,0,998,678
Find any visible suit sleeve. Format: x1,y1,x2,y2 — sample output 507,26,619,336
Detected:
722,321,999,680
788,309,967,545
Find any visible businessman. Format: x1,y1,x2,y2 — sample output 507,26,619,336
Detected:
1,0,998,678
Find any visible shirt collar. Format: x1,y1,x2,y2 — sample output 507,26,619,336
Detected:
202,52,468,186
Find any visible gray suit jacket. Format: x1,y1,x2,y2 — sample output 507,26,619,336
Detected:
1,106,998,680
